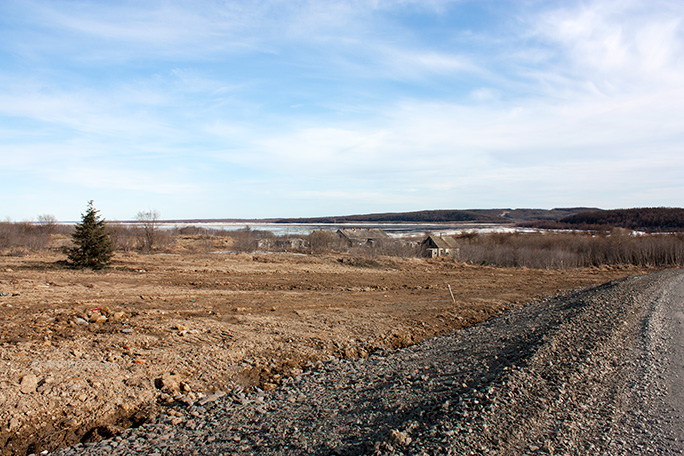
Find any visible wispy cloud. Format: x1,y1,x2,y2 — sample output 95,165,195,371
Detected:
530,1,684,91
53,164,200,195
0,0,682,219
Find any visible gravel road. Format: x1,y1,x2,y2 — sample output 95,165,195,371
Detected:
54,269,684,456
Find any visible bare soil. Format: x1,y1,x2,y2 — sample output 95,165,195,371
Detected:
0,235,648,455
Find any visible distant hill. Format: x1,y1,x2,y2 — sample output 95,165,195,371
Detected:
162,208,683,230
275,208,597,224
562,208,684,231
524,207,684,231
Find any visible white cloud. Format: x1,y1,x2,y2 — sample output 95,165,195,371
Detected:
371,47,484,81
0,81,177,141
531,1,684,92
18,0,262,59
53,164,199,195
470,88,500,101
1,0,683,219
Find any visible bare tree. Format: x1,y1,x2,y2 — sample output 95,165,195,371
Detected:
136,209,161,252
37,214,58,235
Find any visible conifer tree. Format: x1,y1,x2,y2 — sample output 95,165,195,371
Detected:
67,201,114,269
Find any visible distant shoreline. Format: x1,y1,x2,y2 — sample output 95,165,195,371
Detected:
49,207,684,232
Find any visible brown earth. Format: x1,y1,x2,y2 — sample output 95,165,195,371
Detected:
0,235,650,455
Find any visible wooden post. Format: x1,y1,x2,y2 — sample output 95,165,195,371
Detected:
447,284,456,304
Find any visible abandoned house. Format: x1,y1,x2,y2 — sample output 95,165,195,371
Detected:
421,235,459,258
256,238,307,250
336,228,389,247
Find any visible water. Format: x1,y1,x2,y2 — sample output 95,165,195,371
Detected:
156,221,519,238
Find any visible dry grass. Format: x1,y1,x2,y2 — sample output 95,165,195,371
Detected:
3,222,683,269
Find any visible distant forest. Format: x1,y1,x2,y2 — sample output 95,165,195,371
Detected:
166,207,684,231
275,208,597,224
525,208,684,231
281,207,684,231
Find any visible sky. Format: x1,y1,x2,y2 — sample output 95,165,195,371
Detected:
1,0,683,221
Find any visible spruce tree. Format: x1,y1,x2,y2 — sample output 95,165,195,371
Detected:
67,201,114,269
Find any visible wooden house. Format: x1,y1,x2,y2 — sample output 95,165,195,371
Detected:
336,228,389,247
421,235,459,258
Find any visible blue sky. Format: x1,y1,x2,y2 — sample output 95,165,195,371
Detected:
1,0,683,221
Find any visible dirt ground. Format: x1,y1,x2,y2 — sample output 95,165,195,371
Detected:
0,235,649,455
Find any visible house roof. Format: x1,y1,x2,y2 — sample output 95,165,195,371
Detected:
423,235,458,249
337,228,389,242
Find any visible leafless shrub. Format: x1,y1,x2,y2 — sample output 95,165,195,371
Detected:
100,220,176,252
177,226,209,236
136,210,174,252
0,221,52,254
172,226,214,252
150,228,174,251
452,231,684,268
106,222,138,252
230,227,275,252
308,230,344,253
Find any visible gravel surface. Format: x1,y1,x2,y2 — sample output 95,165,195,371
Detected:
53,269,684,456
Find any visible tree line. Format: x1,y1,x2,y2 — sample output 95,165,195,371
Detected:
2,203,684,269
524,207,684,231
